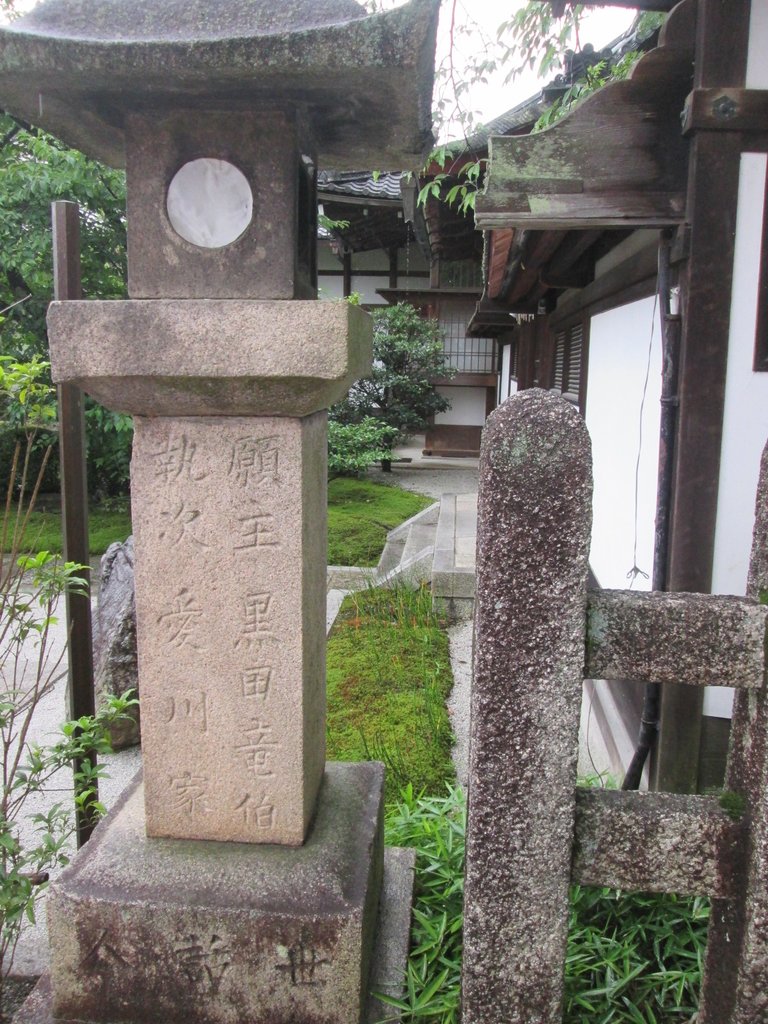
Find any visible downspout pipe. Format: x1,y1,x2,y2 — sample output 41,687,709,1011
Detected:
622,229,681,791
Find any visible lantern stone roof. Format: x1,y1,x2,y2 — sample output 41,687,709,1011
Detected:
0,0,439,170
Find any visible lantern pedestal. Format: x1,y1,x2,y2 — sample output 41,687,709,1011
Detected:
18,765,392,1024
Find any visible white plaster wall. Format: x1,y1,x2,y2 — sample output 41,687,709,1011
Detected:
318,277,344,301
499,343,511,403
318,275,429,304
708,152,768,717
434,386,487,426
747,0,768,88
585,296,662,590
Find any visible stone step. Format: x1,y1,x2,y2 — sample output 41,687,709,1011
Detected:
376,501,439,577
376,532,408,577
401,522,437,564
432,492,477,620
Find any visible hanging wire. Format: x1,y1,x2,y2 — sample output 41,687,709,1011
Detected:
626,293,659,589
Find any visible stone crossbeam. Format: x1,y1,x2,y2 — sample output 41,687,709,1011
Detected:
586,588,767,688
572,790,744,898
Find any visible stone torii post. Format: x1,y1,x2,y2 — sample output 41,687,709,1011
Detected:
0,2,438,1022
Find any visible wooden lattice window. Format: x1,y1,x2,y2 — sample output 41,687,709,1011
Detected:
551,321,585,405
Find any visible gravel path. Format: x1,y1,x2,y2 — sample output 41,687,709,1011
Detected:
367,463,479,502
447,619,473,788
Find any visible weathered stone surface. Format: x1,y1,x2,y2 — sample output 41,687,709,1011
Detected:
700,437,768,1024
93,535,139,749
48,299,372,417
43,763,384,1024
0,0,439,170
461,389,592,1024
573,789,743,898
124,109,318,300
586,589,768,689
17,846,414,1024
131,413,327,845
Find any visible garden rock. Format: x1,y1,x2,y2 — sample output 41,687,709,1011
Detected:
93,536,139,749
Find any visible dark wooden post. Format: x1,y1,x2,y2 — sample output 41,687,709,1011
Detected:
653,0,751,793
52,200,97,847
462,389,592,1023
699,437,768,1023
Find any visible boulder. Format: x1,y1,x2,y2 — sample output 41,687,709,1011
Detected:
93,536,140,748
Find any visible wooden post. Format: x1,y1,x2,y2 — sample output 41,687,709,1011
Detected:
462,389,592,1023
654,0,750,793
52,200,97,847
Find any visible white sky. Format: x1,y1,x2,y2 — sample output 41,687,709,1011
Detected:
435,1,637,140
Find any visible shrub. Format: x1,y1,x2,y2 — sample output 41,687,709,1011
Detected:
327,417,398,477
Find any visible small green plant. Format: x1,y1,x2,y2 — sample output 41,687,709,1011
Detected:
331,304,455,470
533,49,642,132
376,784,710,1024
328,418,399,478
717,790,746,822
0,356,135,991
381,785,465,1023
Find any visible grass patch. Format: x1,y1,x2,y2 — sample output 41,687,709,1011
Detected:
6,499,131,557
5,478,431,563
382,786,710,1024
326,584,454,802
327,477,432,567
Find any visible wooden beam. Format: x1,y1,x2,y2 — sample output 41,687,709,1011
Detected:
52,200,97,849
572,790,743,898
487,228,515,300
388,246,398,289
342,251,352,297
550,240,658,327
476,2,695,232
538,228,602,289
505,231,568,303
683,88,768,134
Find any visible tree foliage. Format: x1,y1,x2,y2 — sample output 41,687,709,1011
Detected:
0,113,131,496
332,303,453,443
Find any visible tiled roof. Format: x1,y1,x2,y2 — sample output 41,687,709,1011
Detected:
317,170,404,201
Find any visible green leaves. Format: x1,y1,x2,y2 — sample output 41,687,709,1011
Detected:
381,786,465,1024
533,50,643,133
0,114,126,363
497,2,587,83
331,303,455,444
379,786,709,1024
565,886,709,1023
328,418,399,477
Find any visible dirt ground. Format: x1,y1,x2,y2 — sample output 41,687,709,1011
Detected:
3,976,37,1022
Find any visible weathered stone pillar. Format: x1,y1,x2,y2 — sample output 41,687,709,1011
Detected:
48,294,371,846
0,1,439,1021
461,389,593,1024
699,437,768,1024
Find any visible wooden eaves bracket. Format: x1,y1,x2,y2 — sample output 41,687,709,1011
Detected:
475,0,696,233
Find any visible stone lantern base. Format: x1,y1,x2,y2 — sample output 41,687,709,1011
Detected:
17,763,407,1024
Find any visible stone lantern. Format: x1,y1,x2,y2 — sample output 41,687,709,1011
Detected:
0,1,438,1021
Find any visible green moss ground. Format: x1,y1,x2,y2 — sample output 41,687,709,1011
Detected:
327,477,433,567
326,584,455,803
5,477,432,561
6,501,132,557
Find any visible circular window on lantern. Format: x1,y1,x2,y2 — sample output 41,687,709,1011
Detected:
166,158,253,249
